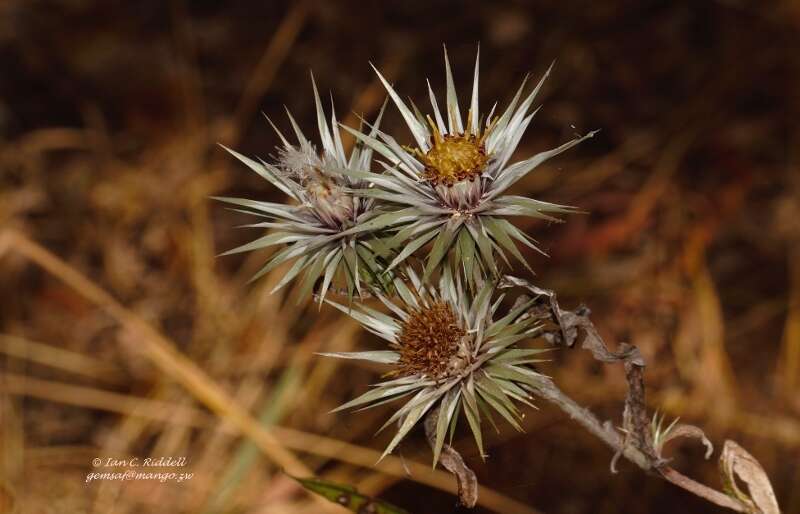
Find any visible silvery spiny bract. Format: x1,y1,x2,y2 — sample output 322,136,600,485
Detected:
341,48,596,284
215,77,389,301
320,268,550,464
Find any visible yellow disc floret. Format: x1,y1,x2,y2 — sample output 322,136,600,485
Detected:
410,115,493,187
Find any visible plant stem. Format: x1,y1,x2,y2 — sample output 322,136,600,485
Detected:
529,376,653,471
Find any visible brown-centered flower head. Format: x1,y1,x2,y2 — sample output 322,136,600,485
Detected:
394,299,471,379
322,275,548,462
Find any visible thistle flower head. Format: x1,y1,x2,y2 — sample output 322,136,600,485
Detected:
276,143,324,182
412,128,490,187
393,299,470,379
267,142,356,229
215,76,388,301
320,269,550,463
342,47,597,284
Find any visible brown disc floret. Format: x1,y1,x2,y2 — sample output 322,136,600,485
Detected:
394,300,470,379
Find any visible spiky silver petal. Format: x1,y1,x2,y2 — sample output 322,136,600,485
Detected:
215,77,389,302
340,48,597,284
320,268,549,464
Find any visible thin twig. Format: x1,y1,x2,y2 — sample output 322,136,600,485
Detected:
505,276,761,513
528,375,651,470
528,375,747,512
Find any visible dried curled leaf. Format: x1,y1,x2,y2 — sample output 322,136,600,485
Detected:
503,276,655,468
291,475,411,514
424,407,478,508
651,412,714,460
502,276,782,514
720,440,781,514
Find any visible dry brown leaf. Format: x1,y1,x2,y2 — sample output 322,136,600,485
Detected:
720,440,781,514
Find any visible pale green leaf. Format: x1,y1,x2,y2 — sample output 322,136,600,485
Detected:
317,351,400,364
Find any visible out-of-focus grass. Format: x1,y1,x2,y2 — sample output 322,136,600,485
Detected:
1,1,799,513
203,363,303,513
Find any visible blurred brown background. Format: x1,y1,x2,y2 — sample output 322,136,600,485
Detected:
1,1,799,513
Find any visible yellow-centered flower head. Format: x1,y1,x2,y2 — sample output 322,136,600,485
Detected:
343,47,596,285
410,115,493,186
